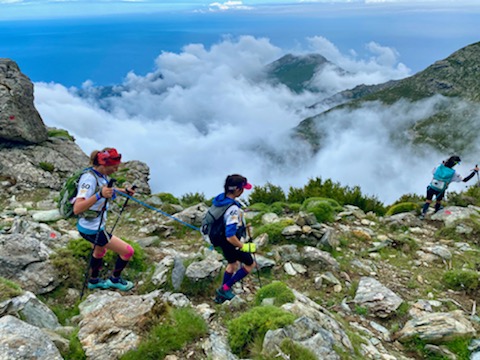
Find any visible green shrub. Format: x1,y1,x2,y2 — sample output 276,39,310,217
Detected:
0,277,22,302
301,197,340,223
443,270,479,292
254,281,295,306
254,219,295,244
385,202,419,216
50,238,147,290
286,203,302,213
228,305,296,356
390,193,424,206
403,335,472,360
248,202,270,213
50,247,86,289
288,177,386,215
121,307,207,360
249,182,286,205
48,128,75,141
155,192,180,205
180,192,206,206
447,186,480,207
39,161,55,172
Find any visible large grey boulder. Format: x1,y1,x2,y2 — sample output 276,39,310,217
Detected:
0,233,59,294
0,58,48,144
0,315,62,360
0,291,61,330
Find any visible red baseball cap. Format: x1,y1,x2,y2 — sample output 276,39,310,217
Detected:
97,148,122,166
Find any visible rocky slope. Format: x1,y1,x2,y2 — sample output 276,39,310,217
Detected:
1,184,480,359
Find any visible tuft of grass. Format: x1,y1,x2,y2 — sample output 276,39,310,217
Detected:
39,161,55,172
228,305,296,357
120,307,207,360
278,338,317,360
254,281,295,306
354,305,368,316
48,128,75,141
403,335,472,360
442,269,479,292
0,277,23,302
155,192,180,205
60,328,86,360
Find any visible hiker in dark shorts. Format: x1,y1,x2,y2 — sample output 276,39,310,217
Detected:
73,147,136,291
212,174,256,303
420,155,479,219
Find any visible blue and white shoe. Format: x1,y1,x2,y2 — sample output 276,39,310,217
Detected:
105,277,134,291
87,279,109,290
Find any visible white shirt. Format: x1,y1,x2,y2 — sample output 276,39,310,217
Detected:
76,171,108,233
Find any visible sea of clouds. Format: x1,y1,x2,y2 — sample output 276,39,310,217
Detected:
34,35,477,204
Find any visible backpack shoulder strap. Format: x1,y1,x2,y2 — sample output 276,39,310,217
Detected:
209,202,236,221
84,167,104,192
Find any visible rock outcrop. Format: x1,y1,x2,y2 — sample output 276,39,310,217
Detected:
0,58,48,144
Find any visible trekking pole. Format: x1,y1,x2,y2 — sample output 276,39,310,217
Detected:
476,165,480,187
80,178,116,300
109,184,137,234
246,224,262,288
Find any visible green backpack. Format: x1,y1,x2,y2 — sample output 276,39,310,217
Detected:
58,167,101,219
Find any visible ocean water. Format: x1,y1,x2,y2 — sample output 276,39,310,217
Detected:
1,6,479,87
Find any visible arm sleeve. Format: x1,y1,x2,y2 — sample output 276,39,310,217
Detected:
462,171,477,183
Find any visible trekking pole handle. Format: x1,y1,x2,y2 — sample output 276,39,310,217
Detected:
126,184,138,195
107,178,116,188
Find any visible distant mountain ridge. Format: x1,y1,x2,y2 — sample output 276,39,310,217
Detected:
294,41,480,154
265,53,343,93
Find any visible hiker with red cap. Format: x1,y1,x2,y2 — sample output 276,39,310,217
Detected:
210,174,256,303
73,147,136,291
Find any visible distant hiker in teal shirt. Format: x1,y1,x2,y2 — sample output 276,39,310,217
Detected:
420,155,479,219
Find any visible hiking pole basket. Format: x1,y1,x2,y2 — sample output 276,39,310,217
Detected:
80,178,116,300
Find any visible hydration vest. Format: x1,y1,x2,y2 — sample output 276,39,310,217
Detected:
429,164,455,192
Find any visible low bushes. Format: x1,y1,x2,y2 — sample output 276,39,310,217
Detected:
254,281,295,306
228,305,296,356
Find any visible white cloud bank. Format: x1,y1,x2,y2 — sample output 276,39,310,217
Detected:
34,35,477,204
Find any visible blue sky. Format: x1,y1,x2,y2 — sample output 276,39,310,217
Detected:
1,0,479,21
2,0,480,202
